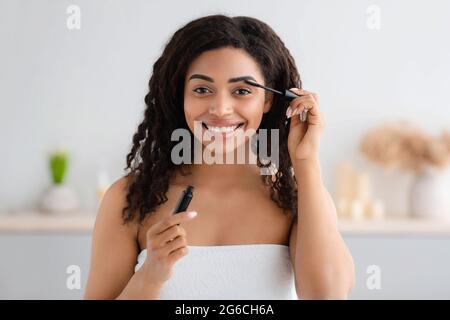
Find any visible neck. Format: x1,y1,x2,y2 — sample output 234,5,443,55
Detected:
176,140,263,189
186,163,261,187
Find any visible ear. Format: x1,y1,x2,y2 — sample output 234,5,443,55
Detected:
263,92,273,114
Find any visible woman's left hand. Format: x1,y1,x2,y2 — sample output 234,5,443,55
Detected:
286,88,325,164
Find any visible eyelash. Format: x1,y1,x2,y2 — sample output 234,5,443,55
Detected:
193,87,252,96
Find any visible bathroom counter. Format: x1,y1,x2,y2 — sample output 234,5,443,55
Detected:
1,211,450,235
2,213,450,299
0,211,96,233
338,217,450,236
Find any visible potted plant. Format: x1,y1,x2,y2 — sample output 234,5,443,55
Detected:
40,148,80,214
359,121,450,220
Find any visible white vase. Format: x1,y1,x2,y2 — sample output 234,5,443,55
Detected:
410,166,450,221
40,184,80,214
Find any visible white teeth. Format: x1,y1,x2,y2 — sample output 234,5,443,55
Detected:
204,124,239,133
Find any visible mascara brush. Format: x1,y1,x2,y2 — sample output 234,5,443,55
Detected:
244,79,309,122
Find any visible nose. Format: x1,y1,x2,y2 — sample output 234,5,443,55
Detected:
209,91,233,117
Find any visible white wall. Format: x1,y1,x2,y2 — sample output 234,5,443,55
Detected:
1,0,449,214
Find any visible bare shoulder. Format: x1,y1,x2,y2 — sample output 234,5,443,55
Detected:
104,175,132,206
95,176,137,230
84,175,140,299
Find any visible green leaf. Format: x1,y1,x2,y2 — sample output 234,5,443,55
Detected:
49,151,68,185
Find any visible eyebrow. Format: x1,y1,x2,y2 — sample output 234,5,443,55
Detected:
188,74,257,83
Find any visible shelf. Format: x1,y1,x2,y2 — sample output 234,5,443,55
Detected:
0,211,96,233
1,212,450,236
338,217,450,236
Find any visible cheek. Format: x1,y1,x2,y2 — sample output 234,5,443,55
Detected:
241,100,264,128
183,97,205,125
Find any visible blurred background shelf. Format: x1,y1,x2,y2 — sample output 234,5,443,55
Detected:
0,211,96,233
339,217,450,236
1,211,450,235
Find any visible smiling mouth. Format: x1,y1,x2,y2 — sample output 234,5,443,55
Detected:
202,122,245,134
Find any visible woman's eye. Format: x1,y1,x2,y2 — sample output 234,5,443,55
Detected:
193,87,251,95
193,87,211,94
235,88,251,95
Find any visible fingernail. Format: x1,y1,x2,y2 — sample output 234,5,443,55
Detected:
187,211,197,218
286,107,292,118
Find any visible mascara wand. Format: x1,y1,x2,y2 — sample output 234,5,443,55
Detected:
244,80,309,122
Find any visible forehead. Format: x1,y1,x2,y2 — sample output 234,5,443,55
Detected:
185,47,264,82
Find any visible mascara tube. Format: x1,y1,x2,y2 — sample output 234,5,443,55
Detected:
173,185,194,214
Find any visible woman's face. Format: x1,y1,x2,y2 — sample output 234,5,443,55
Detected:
184,47,272,154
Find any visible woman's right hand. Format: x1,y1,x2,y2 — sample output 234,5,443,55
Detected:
141,210,198,286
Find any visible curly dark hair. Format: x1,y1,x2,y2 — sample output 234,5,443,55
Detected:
122,14,302,225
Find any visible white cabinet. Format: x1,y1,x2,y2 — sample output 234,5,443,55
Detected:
1,214,450,299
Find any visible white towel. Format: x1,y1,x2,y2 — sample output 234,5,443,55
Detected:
135,243,298,300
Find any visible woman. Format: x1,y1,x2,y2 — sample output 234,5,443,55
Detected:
84,14,355,300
